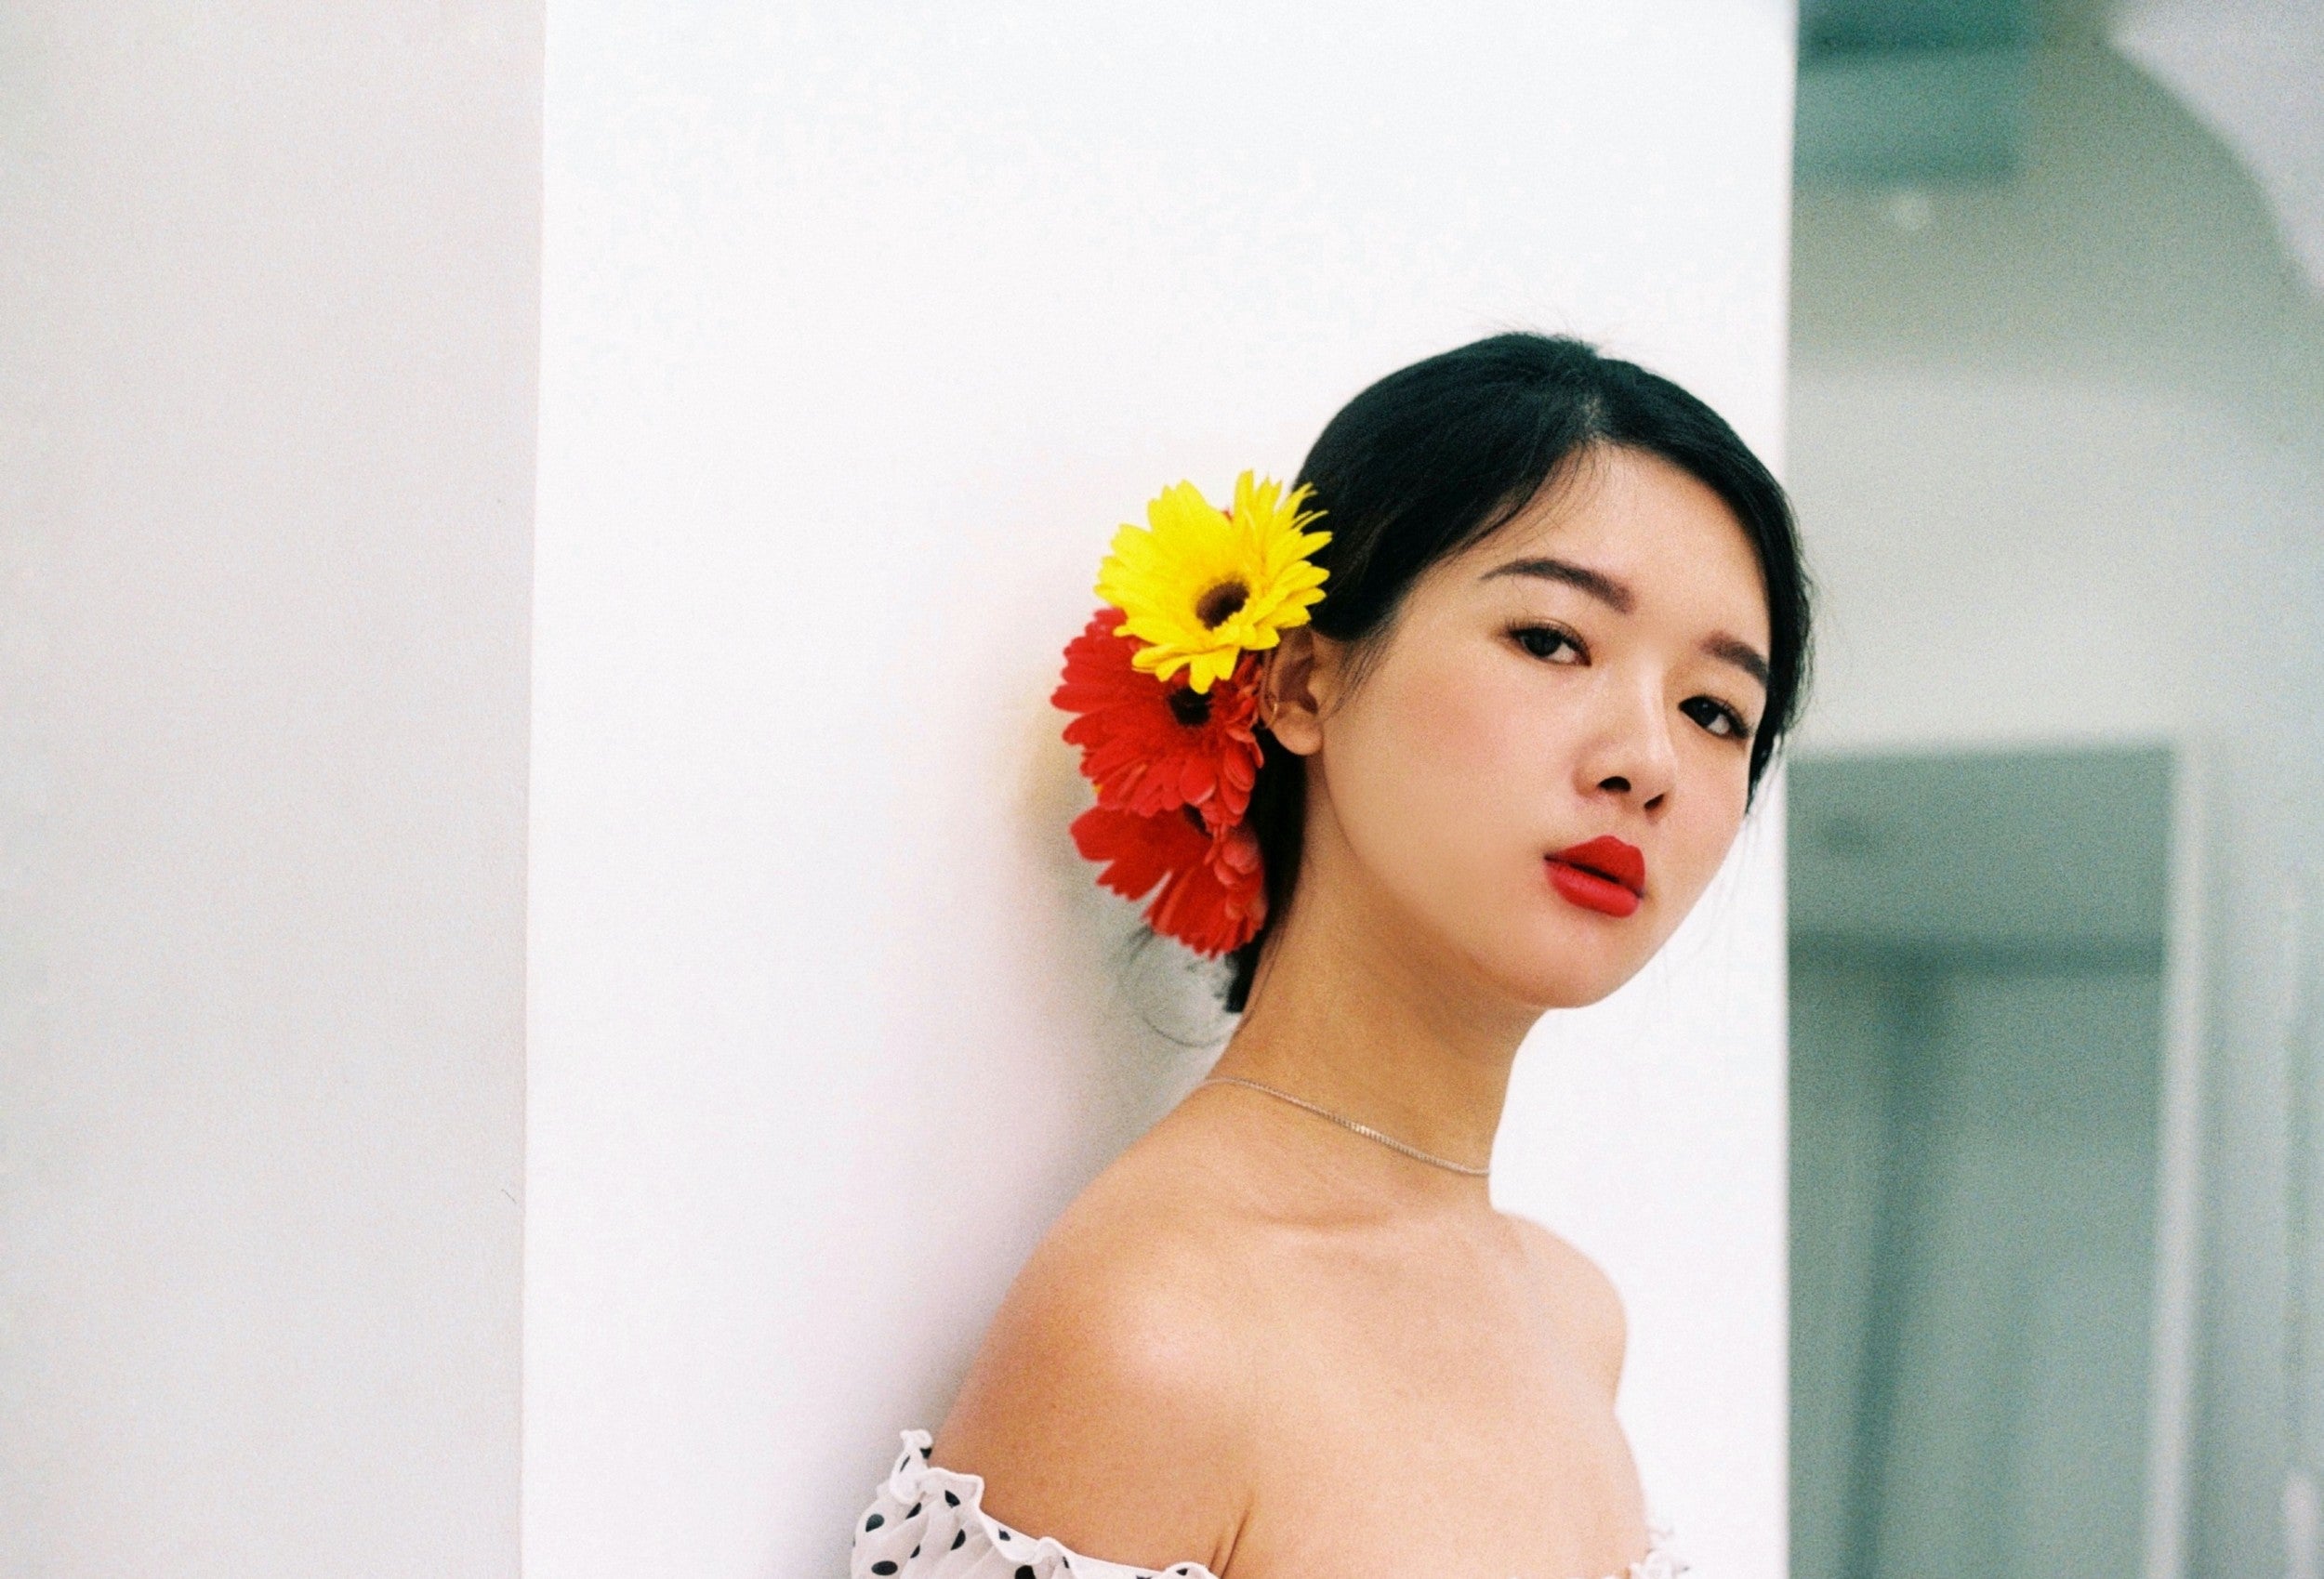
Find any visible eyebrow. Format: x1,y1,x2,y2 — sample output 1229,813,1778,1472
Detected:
1481,555,1634,612
1485,555,1771,690
1704,633,1771,690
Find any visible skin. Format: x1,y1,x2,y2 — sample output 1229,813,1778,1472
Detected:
933,445,1774,1579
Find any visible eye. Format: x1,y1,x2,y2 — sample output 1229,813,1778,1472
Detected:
1510,623,1587,664
1681,695,1754,742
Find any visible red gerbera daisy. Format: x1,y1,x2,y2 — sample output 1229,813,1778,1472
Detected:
1069,804,1268,957
1053,607,1261,832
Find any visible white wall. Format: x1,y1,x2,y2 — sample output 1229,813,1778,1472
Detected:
0,4,541,1575
1789,44,2324,1579
525,5,1799,1576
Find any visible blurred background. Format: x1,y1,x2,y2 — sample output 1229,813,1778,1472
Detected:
1782,3,2324,1578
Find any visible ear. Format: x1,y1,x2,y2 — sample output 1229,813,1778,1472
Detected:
1260,626,1339,757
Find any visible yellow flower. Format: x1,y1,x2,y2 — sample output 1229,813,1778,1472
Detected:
1095,471,1330,693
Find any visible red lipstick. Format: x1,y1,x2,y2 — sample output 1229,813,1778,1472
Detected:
1546,836,1646,919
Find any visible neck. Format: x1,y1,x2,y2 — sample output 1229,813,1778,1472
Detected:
1208,810,1538,1187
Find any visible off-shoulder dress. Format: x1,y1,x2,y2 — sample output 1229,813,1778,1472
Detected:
849,1430,1686,1579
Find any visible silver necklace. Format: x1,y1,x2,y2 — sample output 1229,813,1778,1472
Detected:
1195,1074,1492,1178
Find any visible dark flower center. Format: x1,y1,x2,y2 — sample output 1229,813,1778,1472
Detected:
1195,579,1249,628
1167,686,1213,728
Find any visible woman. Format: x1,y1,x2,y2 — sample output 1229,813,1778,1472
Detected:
851,333,1811,1579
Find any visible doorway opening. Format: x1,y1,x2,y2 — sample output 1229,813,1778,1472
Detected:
1789,745,2187,1579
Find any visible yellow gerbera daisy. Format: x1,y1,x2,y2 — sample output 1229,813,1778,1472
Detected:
1095,471,1330,693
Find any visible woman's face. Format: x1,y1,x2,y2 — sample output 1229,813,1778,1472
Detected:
1276,445,1772,1011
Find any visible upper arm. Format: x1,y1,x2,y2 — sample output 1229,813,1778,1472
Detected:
931,1215,1254,1574
1510,1215,1629,1395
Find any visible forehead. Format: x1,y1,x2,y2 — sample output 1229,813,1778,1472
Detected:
1455,446,1769,637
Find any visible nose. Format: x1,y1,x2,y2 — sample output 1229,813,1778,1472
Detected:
1575,680,1676,815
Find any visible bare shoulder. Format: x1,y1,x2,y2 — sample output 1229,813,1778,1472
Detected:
1506,1212,1628,1393
931,1144,1259,1572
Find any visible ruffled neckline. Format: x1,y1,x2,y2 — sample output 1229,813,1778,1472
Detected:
862,1432,1214,1579
855,1430,1686,1579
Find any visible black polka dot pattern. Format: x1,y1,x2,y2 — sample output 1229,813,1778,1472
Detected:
845,1428,1227,1579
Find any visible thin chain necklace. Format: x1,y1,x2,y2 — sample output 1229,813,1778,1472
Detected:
1195,1074,1492,1178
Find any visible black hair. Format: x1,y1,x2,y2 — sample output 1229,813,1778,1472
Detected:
1222,331,1812,1013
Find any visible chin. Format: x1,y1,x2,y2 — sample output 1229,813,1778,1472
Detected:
1472,908,1669,1011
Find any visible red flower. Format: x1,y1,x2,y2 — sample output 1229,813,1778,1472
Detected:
1070,804,1267,957
1053,607,1261,832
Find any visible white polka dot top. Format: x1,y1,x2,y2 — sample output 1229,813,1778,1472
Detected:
851,1430,1688,1579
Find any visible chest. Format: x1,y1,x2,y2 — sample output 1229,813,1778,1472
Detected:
1225,1251,1647,1579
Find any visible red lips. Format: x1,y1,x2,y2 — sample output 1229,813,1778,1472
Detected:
1546,836,1646,919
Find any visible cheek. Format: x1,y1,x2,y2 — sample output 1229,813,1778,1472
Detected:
1658,757,1752,906
1332,644,1554,877
1404,654,1548,795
